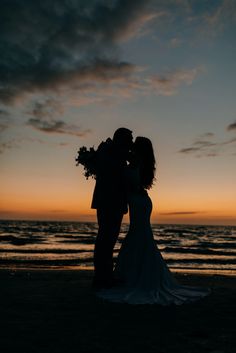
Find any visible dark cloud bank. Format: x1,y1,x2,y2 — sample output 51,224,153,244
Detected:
0,0,149,105
1,0,229,107
0,0,235,142
0,0,154,139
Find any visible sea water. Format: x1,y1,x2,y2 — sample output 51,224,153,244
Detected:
0,220,235,275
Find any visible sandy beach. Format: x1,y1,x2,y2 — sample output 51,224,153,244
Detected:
0,269,235,353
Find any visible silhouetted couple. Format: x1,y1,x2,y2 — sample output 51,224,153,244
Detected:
91,128,210,304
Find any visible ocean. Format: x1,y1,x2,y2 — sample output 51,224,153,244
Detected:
0,220,236,275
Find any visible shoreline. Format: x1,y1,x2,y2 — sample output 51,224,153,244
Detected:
1,265,236,277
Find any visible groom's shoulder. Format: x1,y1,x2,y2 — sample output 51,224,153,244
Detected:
97,138,113,154
98,137,112,148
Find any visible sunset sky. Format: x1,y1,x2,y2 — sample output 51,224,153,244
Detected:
0,0,236,225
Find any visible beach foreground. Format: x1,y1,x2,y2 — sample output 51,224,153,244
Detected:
0,269,235,353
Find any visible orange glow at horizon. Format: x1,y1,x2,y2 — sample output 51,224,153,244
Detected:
1,159,236,225
1,192,236,225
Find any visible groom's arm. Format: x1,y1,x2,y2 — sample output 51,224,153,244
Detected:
95,138,113,177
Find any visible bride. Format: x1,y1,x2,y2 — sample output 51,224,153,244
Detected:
97,136,210,305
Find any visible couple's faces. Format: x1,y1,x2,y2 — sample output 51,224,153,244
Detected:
117,133,133,153
131,137,139,150
123,133,133,150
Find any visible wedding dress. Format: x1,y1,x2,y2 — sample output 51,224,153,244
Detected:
97,167,210,305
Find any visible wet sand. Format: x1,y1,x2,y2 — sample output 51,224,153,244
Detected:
0,269,235,353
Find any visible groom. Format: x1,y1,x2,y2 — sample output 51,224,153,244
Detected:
91,128,133,289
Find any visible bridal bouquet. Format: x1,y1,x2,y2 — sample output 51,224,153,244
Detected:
75,146,97,179
76,138,113,179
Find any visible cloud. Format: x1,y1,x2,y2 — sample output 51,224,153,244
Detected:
223,137,236,145
179,147,202,154
0,109,11,132
0,135,71,154
28,99,64,120
0,140,19,154
27,118,90,137
202,132,215,137
0,0,154,105
1,0,233,123
202,0,236,31
58,142,69,147
114,11,161,41
178,140,220,157
0,0,213,110
0,137,41,154
25,98,91,137
0,0,224,113
169,0,236,38
227,121,236,131
192,140,217,148
179,123,236,157
160,211,202,216
148,67,203,96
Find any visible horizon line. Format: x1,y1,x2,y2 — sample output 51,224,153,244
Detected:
0,218,235,227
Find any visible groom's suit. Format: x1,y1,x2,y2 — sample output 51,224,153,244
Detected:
92,138,128,286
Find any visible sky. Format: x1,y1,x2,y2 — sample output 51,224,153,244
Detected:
0,0,236,225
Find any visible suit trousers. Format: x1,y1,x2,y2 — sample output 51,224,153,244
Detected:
94,208,124,284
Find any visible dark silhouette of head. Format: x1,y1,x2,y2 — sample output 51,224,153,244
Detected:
113,127,133,152
134,136,156,189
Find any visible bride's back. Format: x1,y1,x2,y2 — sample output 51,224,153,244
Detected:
126,166,152,230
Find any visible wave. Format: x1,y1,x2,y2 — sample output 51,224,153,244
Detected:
0,249,92,254
162,247,236,256
1,221,236,274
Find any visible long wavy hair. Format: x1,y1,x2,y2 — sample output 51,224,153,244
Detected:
134,136,156,190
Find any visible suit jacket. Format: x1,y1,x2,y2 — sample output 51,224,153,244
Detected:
91,139,128,214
